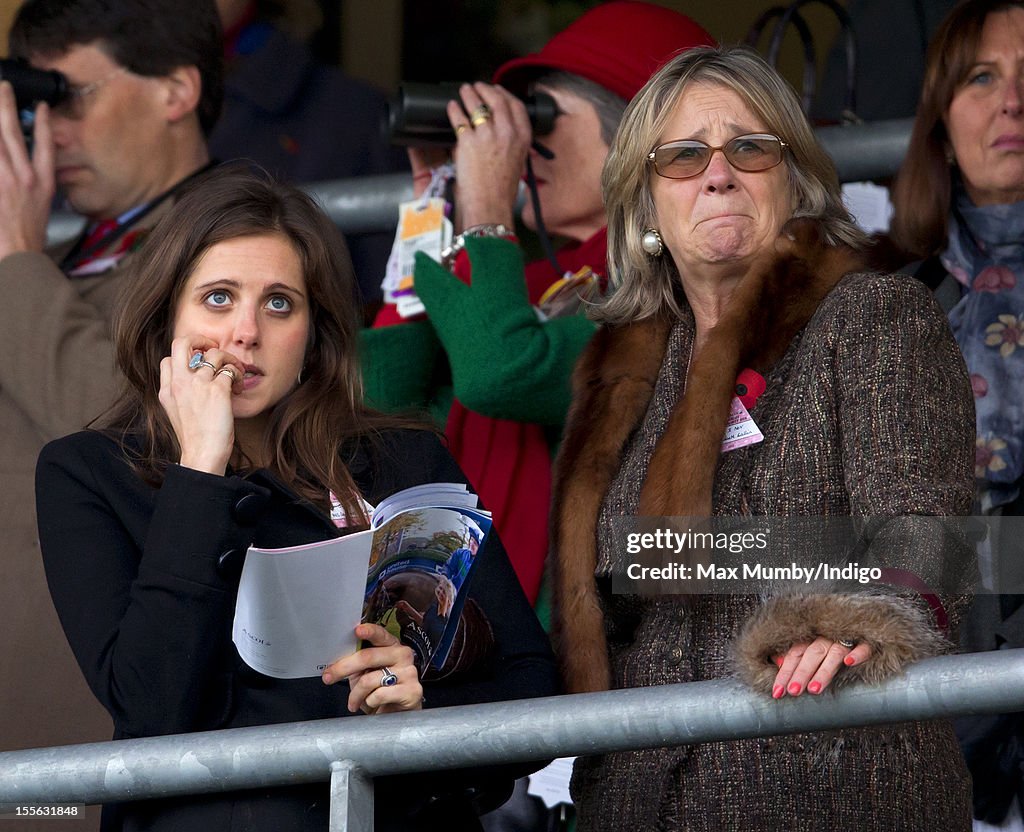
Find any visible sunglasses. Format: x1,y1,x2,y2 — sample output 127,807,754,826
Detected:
648,133,788,179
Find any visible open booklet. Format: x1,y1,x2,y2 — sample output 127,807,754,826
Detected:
232,482,492,679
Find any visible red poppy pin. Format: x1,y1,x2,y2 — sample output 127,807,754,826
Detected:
735,368,766,409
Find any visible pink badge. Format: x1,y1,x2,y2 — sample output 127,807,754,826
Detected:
721,397,765,453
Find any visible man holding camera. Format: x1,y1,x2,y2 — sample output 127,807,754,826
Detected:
0,0,222,786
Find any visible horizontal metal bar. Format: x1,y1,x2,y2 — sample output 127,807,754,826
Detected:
43,172,416,248
816,118,914,183
2,650,1022,806
304,172,412,234
42,119,914,246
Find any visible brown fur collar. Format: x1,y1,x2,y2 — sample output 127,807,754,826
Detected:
551,219,866,693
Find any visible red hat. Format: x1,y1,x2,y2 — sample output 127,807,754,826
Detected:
493,1,716,101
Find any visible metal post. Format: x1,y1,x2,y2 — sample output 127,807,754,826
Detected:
329,761,373,832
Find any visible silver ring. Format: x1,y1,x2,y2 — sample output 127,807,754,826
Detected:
197,360,217,372
188,352,205,371
380,667,398,688
837,638,857,649
215,367,237,382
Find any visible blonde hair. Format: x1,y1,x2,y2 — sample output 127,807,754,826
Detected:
597,45,865,325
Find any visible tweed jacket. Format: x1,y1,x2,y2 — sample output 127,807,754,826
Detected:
0,197,177,784
551,231,978,830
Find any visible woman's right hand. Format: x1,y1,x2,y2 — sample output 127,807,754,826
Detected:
158,335,245,476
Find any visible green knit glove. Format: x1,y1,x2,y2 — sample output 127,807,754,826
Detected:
359,321,451,426
413,236,596,426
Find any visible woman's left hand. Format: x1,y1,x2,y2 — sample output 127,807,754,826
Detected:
770,637,873,698
322,623,424,714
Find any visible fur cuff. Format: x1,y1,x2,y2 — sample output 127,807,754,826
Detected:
732,592,949,693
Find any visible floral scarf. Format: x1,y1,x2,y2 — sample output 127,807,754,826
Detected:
943,192,1024,511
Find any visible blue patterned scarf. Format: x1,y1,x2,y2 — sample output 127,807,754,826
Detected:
943,192,1024,511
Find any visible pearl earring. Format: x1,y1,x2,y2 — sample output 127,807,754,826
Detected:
641,228,664,257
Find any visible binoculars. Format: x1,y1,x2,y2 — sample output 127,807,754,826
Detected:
388,82,557,147
0,58,68,110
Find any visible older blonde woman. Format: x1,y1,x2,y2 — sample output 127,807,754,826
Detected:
552,46,977,830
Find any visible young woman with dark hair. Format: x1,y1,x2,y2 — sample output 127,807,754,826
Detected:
35,165,558,832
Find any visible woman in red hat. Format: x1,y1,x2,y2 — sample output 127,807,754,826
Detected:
363,2,714,622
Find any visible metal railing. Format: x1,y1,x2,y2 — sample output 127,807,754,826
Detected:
44,118,913,247
2,649,1022,831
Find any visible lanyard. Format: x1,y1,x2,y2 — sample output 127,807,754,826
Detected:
59,161,218,274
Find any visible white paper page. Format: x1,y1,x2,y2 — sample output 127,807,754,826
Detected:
527,757,577,808
842,181,893,234
233,531,372,679
372,484,475,528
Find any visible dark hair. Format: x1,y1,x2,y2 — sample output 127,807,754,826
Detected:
106,165,413,523
8,0,223,135
890,0,1024,258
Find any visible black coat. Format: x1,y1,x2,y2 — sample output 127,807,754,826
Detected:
35,428,559,831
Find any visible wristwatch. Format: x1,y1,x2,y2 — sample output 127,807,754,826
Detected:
440,223,514,271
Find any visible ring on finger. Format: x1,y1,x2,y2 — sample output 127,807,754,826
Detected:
470,112,491,127
197,360,217,372
837,638,857,649
380,667,399,688
188,352,205,371
454,123,470,136
215,367,237,382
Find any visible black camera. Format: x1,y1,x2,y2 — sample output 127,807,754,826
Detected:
387,82,557,147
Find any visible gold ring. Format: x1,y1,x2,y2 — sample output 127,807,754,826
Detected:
469,104,491,127
454,123,470,136
215,367,237,382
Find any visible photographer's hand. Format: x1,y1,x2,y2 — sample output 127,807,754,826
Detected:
0,81,54,260
448,82,531,231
